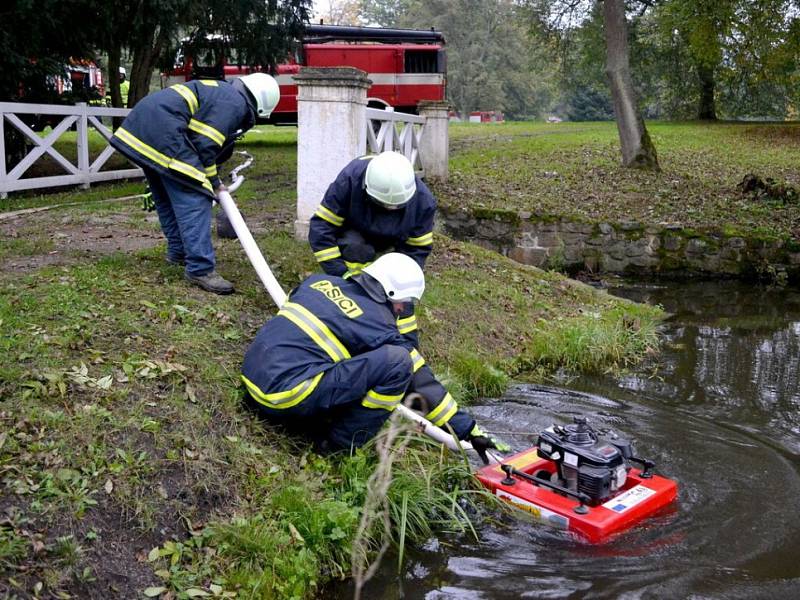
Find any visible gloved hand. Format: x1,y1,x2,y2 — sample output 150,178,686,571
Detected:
468,425,511,465
141,187,155,212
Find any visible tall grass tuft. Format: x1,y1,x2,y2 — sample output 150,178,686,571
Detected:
523,305,661,373
449,351,510,401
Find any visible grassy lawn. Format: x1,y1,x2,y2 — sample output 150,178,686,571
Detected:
441,121,800,239
0,125,663,598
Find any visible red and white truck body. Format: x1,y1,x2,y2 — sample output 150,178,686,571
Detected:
162,25,446,124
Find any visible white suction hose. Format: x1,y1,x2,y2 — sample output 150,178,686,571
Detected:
218,153,499,465
217,153,286,308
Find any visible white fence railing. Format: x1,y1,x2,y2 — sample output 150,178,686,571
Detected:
365,106,425,173
0,102,142,198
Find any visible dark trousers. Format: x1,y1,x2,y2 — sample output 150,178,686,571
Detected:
144,168,215,276
249,344,413,450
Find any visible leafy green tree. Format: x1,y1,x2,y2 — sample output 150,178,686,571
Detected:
94,0,311,108
358,0,410,27
0,0,97,102
395,0,558,119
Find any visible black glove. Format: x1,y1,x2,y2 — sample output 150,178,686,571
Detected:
468,425,511,465
469,435,497,465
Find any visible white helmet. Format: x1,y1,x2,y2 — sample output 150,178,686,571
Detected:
362,253,425,301
239,73,280,118
365,151,416,208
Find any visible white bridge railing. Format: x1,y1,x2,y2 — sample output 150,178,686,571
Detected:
365,106,425,173
0,102,142,199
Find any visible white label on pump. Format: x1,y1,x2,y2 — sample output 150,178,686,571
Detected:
602,484,656,513
495,490,570,529
564,452,579,467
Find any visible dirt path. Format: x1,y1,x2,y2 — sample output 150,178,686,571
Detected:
1,205,164,274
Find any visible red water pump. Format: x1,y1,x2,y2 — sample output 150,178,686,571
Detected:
476,417,678,543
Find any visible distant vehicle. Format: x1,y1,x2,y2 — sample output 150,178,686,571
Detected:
162,25,447,124
469,110,504,123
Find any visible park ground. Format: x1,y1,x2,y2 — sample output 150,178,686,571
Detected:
3,119,795,598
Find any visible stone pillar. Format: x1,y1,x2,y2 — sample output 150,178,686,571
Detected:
417,100,450,181
294,67,371,240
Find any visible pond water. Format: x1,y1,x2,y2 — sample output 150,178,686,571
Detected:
333,280,800,599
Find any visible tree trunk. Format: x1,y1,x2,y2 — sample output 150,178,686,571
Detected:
128,27,168,107
107,45,122,108
697,63,717,120
603,0,659,170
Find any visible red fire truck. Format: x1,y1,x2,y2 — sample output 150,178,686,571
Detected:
162,25,446,124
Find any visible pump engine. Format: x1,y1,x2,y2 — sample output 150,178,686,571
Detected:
535,417,643,504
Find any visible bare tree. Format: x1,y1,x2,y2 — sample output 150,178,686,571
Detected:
602,0,659,169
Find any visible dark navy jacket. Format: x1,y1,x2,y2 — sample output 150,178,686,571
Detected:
241,274,473,438
110,80,254,197
308,157,436,276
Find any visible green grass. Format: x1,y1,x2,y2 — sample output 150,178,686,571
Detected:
0,124,664,598
441,120,800,239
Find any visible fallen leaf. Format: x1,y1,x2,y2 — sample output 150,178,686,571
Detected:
147,546,160,562
104,479,113,494
143,587,166,597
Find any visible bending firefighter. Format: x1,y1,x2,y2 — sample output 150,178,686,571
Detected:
308,151,436,277
241,253,507,456
110,73,279,294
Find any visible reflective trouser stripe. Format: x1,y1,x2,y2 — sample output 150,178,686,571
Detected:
314,246,342,262
396,315,417,334
314,205,344,227
189,118,225,146
241,372,323,409
426,393,458,427
278,302,351,362
114,127,212,193
170,84,198,113
406,232,433,246
362,388,404,411
409,349,425,372
204,164,217,178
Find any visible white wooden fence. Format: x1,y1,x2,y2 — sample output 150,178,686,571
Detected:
365,106,425,172
0,102,141,199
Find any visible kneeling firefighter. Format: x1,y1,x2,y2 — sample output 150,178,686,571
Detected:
241,253,508,454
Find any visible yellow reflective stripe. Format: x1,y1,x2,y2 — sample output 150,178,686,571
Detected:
427,393,458,427
409,349,425,372
189,118,225,146
362,388,403,411
170,84,199,113
278,301,351,362
344,261,370,276
314,205,344,227
199,80,219,86
115,127,212,192
406,232,434,247
170,164,213,193
204,164,218,177
396,315,417,334
314,246,342,262
241,372,323,409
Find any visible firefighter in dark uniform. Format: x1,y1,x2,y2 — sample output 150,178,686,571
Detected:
308,150,436,277
110,73,279,294
241,253,508,456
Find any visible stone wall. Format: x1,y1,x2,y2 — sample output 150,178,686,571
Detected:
439,205,800,282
